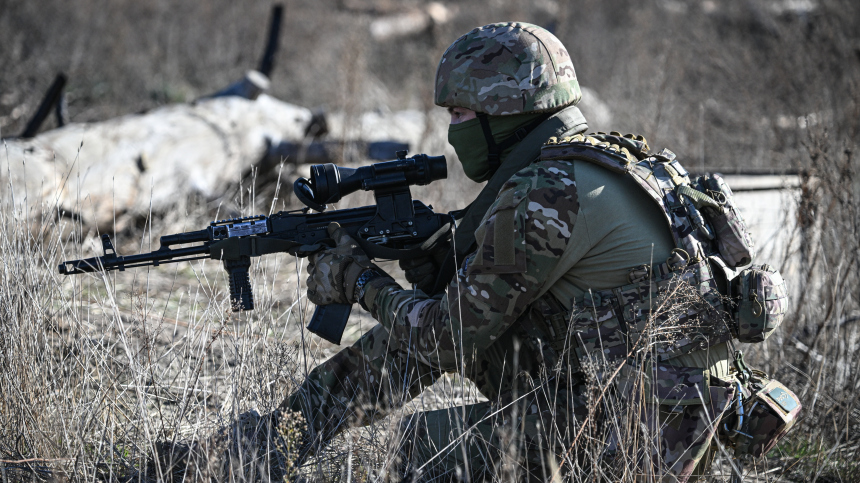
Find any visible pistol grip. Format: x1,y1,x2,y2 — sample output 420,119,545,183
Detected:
224,257,253,311
306,304,351,345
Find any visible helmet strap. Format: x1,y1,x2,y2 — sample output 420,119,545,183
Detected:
476,112,550,175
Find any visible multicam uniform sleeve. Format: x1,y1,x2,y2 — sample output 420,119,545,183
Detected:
361,160,580,373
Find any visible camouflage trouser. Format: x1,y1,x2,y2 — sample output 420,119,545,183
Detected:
596,361,736,483
397,397,584,482
284,323,731,482
285,324,440,452
345,401,721,482
284,322,591,481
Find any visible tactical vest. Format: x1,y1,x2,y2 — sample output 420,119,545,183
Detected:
531,132,779,363
520,133,798,467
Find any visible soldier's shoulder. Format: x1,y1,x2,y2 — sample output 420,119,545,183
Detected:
500,158,577,195
480,158,579,228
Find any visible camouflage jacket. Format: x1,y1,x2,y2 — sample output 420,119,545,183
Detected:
363,156,581,375
358,125,714,398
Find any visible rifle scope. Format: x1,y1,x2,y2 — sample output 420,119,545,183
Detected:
294,152,446,211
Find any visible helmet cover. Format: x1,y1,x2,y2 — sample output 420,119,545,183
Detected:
435,22,581,115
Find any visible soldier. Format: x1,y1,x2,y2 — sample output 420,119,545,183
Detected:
286,21,741,482
148,22,754,483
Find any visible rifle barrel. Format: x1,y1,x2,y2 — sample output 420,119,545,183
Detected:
59,245,211,275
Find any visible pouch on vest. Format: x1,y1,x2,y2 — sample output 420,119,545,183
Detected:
695,174,756,268
471,184,528,273
614,364,712,407
721,370,802,458
732,264,787,343
570,298,629,363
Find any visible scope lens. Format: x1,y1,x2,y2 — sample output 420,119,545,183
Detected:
425,155,447,183
310,163,341,203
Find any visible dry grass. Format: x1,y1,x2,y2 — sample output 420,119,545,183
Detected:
0,148,490,481
2,137,854,482
1,0,859,481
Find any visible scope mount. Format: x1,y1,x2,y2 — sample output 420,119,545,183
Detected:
292,151,446,249
360,181,417,246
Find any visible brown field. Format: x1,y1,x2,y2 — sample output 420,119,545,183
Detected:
1,0,858,481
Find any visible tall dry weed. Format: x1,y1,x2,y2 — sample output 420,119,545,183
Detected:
2,1,860,481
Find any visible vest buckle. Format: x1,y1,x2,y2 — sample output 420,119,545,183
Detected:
666,248,690,271
628,264,652,284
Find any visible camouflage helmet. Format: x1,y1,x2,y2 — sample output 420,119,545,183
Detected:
434,22,582,115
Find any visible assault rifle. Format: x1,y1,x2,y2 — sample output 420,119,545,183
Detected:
59,152,450,344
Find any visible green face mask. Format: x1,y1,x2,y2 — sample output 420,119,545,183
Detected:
447,118,489,182
447,112,548,183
